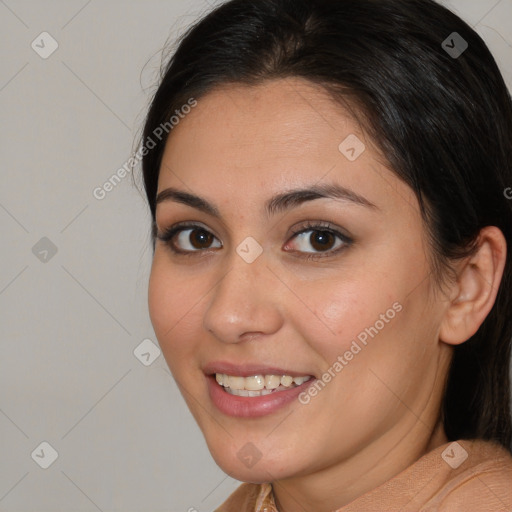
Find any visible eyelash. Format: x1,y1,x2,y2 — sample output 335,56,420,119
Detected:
156,220,353,260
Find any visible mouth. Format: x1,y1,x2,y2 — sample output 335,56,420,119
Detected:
205,368,317,418
214,373,312,397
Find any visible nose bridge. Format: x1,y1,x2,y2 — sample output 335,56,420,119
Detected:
203,242,282,342
221,235,269,296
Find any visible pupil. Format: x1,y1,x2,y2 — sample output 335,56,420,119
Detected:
312,231,333,251
191,229,211,249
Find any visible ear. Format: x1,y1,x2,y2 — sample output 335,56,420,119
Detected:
439,226,507,346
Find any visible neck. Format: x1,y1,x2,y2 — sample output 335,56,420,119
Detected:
272,418,448,512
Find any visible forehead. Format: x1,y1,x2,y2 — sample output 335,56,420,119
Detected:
156,78,416,219
164,78,357,159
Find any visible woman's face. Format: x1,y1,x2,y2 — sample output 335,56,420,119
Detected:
148,78,451,484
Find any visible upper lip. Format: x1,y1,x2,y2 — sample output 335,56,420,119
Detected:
203,361,315,378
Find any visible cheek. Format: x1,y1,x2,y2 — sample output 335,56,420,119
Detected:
316,277,437,422
148,256,202,371
293,274,399,363
290,264,431,420
148,258,173,340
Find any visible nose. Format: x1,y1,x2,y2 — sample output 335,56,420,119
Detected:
202,249,283,344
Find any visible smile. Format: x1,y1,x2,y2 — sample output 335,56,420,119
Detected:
207,373,316,418
216,373,312,397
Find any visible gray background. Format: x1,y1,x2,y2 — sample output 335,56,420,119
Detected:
1,1,511,511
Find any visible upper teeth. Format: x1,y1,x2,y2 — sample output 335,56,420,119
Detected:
215,373,311,390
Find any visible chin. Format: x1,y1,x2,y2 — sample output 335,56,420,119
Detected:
215,459,280,484
207,442,298,483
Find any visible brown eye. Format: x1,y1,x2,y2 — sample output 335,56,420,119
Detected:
157,223,222,254
308,230,336,251
286,224,350,257
173,227,221,251
188,228,215,249
157,221,352,259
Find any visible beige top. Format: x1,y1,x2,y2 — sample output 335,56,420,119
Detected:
215,439,512,511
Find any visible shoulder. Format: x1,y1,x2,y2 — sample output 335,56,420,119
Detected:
214,483,266,512
423,439,512,511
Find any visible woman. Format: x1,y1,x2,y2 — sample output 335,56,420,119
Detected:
140,0,512,509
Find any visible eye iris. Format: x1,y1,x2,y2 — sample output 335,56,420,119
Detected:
310,230,334,251
190,229,213,249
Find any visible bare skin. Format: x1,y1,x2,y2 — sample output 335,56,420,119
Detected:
148,78,506,512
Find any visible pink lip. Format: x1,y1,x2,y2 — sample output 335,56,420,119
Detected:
206,374,316,418
203,361,315,378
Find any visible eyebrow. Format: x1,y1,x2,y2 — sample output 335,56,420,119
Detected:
155,182,378,219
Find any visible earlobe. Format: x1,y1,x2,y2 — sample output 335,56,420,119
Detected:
439,226,507,346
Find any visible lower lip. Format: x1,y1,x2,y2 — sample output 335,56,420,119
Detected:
206,375,316,418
